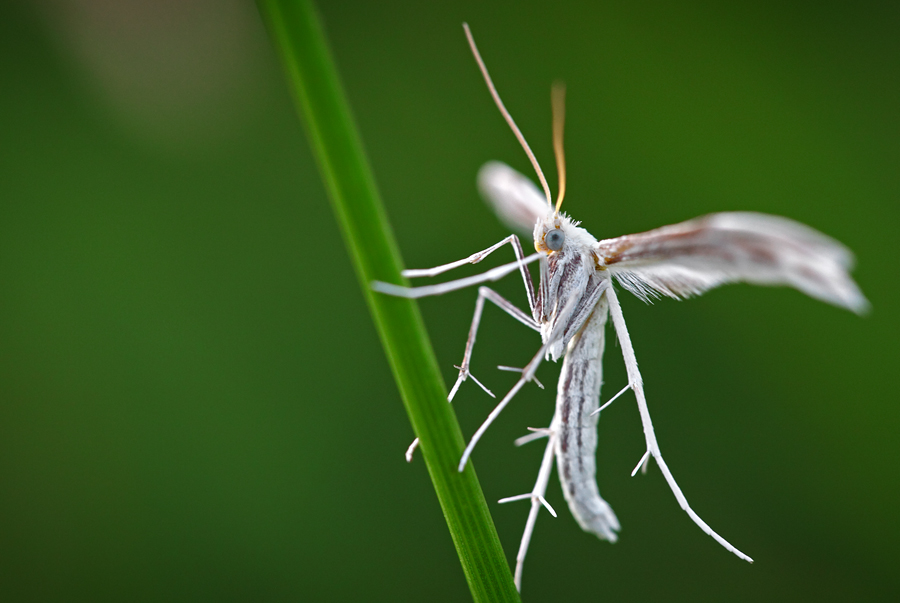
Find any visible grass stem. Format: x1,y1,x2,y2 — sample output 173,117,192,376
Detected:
256,2,520,600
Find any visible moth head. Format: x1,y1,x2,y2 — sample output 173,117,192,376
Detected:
534,213,573,254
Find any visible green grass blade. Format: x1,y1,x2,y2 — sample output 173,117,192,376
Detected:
256,2,521,600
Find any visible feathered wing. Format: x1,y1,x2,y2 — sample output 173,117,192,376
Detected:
595,212,868,314
478,161,552,235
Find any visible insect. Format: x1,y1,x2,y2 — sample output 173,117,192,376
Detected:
373,24,868,591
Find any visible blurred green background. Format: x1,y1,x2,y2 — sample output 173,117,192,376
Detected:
1,0,897,600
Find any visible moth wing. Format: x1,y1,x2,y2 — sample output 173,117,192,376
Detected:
478,161,551,235
596,212,868,314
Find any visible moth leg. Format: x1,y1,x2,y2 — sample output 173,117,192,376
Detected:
498,416,558,592
590,382,634,417
404,438,420,463
498,366,544,390
405,286,539,462
457,335,550,471
457,282,602,471
402,235,518,278
605,285,754,563
449,286,540,401
402,234,536,314
373,253,541,302
513,427,551,447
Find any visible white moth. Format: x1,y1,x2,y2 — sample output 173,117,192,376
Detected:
373,24,868,591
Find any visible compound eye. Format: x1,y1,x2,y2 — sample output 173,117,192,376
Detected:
545,228,565,251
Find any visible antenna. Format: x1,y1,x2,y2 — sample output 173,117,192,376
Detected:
463,23,553,208
552,82,566,213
